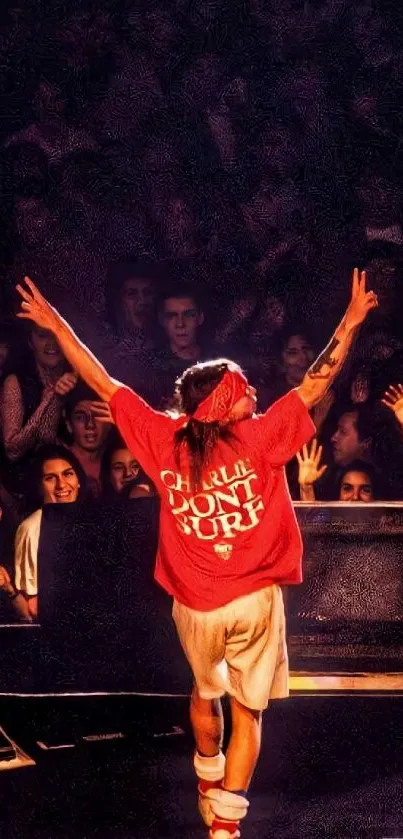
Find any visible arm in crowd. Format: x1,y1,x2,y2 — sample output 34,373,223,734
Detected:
16,278,120,405
297,269,378,410
1,374,61,462
0,565,35,621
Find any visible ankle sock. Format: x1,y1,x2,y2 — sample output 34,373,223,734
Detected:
211,818,239,834
197,749,219,758
198,778,223,794
222,787,248,798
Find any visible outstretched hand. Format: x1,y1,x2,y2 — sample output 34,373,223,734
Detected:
345,268,379,330
16,277,58,332
296,439,327,487
382,384,403,427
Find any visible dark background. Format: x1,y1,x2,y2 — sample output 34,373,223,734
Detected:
1,0,403,338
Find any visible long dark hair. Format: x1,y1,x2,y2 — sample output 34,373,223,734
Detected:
11,322,70,422
29,444,88,511
174,359,241,492
335,459,384,502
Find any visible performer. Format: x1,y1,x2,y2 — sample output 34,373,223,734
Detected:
17,270,377,839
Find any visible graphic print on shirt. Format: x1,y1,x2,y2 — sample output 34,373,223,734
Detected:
160,458,265,552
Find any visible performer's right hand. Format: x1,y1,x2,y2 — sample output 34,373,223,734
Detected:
16,276,58,333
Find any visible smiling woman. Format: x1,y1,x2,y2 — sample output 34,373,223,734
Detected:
100,428,156,500
8,445,88,621
41,458,81,504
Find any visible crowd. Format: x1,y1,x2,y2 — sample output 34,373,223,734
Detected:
1,264,403,622
1,1,403,620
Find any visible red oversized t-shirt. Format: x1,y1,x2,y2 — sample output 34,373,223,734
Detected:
110,386,315,611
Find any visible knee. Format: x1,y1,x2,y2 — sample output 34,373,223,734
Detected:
191,685,221,716
192,684,207,701
230,697,262,724
191,684,209,711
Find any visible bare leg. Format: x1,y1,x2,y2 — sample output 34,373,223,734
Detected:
190,684,224,757
224,697,262,791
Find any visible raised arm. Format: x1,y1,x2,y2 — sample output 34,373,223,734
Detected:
297,269,378,410
16,277,119,403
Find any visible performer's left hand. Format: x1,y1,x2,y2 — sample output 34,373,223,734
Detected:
344,268,378,331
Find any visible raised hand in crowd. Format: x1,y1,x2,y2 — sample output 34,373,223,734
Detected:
89,401,115,424
381,384,403,428
54,372,79,397
351,369,370,404
296,438,327,501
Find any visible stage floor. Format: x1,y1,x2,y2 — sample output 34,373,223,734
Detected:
0,694,403,838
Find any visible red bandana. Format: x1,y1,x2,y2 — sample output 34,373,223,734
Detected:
191,369,248,423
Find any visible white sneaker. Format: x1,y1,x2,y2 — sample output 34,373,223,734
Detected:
198,785,217,826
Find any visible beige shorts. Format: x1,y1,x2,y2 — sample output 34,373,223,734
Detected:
172,585,288,711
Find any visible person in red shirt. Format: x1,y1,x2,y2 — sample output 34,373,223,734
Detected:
16,269,377,839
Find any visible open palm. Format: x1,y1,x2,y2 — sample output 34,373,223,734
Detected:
382,384,403,427
297,439,327,486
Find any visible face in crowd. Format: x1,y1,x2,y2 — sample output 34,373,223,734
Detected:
331,411,369,466
30,325,64,369
109,447,140,493
120,276,156,331
41,458,81,504
339,470,374,503
67,400,110,453
282,333,315,387
161,295,204,355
